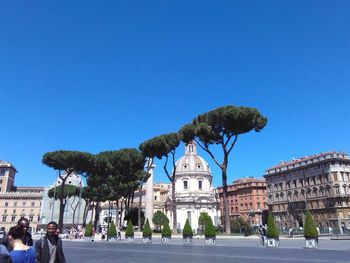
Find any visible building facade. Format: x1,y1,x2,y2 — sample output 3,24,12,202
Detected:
39,173,86,227
217,178,268,226
132,183,171,215
165,142,221,232
0,161,44,232
265,151,350,229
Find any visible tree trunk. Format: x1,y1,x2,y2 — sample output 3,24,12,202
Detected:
138,185,143,231
115,199,119,229
171,179,177,233
119,201,123,227
82,201,89,227
72,197,80,225
58,184,66,231
222,167,231,234
93,202,100,231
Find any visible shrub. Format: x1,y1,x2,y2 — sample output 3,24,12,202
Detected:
198,212,211,226
152,211,169,231
230,217,253,236
304,210,319,239
182,219,193,238
161,221,172,238
85,221,93,237
125,220,134,238
124,208,145,226
204,217,216,238
266,213,279,239
143,219,152,238
108,221,117,238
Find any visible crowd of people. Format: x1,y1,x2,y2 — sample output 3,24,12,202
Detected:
0,218,66,263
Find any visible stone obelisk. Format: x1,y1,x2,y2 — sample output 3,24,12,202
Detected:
145,161,155,227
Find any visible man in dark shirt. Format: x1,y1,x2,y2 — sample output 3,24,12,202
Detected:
35,221,66,263
3,218,33,251
17,218,33,246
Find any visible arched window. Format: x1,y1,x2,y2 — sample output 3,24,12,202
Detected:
198,180,203,190
294,190,299,201
306,188,311,198
183,181,188,190
334,185,340,196
319,186,324,196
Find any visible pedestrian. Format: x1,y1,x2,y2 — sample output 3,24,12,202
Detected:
288,228,293,238
17,218,33,246
8,226,35,263
0,227,7,245
117,227,121,240
35,221,66,263
101,228,106,241
0,243,11,263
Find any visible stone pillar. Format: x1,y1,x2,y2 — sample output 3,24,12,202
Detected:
145,162,155,227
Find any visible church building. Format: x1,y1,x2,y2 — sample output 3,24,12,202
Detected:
165,142,221,232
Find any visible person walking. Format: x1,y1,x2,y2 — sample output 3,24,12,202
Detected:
8,226,35,263
35,222,66,263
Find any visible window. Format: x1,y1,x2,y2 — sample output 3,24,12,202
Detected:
4,202,8,207
333,173,338,181
11,216,16,222
335,186,340,196
14,202,17,207
29,216,33,222
183,181,188,190
198,181,203,190
31,202,35,207
23,202,26,206
2,216,6,222
286,181,291,189
154,196,157,201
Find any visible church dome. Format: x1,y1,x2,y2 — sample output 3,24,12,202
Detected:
175,142,211,176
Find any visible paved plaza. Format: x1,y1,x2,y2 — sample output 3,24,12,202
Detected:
62,237,350,263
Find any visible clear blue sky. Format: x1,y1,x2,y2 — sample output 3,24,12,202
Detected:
1,1,349,187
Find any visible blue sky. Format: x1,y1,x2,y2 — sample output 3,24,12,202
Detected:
1,1,349,187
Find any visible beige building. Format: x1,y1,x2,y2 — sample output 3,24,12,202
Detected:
264,151,350,229
0,161,44,232
0,161,16,193
132,183,171,214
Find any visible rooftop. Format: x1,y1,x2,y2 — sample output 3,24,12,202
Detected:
0,160,17,172
265,151,350,175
